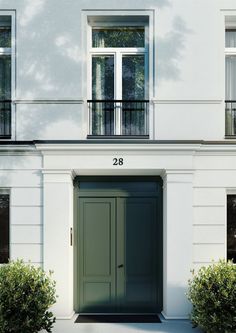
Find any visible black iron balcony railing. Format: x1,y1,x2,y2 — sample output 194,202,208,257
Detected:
225,100,236,136
88,100,149,136
0,100,11,138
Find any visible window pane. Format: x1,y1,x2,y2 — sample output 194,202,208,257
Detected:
92,27,145,48
0,56,11,100
226,30,236,48
227,195,236,263
0,194,9,263
122,55,145,135
225,56,236,100
92,56,114,135
122,55,145,100
92,55,114,100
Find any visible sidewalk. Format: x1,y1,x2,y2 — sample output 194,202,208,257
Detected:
51,315,203,333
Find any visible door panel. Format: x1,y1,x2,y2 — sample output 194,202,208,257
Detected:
77,183,162,314
117,197,158,312
79,198,116,312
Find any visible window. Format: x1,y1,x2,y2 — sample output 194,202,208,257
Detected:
88,23,149,137
0,16,11,139
227,195,236,263
0,192,9,263
225,29,236,136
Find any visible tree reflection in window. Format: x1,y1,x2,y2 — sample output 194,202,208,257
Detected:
227,195,236,263
92,27,144,48
0,194,9,263
0,27,11,48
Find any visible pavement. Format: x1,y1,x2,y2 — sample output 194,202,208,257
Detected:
50,315,203,333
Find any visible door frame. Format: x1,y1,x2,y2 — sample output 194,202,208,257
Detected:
74,176,163,314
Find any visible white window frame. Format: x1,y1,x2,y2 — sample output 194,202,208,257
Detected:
88,23,149,101
0,11,16,140
88,23,148,136
81,10,154,139
225,26,236,136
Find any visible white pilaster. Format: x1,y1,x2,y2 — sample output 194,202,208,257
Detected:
43,170,74,319
162,170,193,319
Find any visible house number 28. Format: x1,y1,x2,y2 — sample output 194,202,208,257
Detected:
113,158,124,166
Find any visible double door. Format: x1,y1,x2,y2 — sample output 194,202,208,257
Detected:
77,194,162,313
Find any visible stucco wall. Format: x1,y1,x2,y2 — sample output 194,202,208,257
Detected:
0,151,43,267
0,0,233,140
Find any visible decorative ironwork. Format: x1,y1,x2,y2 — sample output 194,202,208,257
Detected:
88,100,149,136
0,100,11,138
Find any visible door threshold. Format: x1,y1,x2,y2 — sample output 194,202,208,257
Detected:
75,314,162,323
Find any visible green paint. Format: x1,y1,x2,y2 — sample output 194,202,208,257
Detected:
75,178,162,314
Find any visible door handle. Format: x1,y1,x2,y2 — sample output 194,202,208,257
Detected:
118,264,124,268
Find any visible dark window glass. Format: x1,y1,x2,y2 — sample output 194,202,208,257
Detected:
92,27,145,48
0,27,11,48
227,195,236,263
226,30,236,48
0,194,9,263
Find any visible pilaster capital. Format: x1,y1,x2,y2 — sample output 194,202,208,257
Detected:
42,169,76,184
161,169,194,186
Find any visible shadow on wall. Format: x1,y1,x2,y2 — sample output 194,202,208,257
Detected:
0,0,190,138
156,16,193,83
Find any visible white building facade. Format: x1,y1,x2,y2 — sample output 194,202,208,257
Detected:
0,0,236,320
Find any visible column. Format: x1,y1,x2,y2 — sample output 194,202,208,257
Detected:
162,170,193,319
43,170,74,319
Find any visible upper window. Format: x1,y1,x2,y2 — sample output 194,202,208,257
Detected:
92,27,145,48
0,192,9,263
225,29,236,137
88,22,149,137
227,195,236,263
0,16,11,139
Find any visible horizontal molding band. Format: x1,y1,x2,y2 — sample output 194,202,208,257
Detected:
193,224,225,226
193,205,225,208
152,99,222,104
13,99,84,105
193,243,224,245
12,99,223,105
11,243,43,245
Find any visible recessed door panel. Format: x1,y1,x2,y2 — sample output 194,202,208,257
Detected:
77,181,162,314
117,197,158,312
79,198,116,312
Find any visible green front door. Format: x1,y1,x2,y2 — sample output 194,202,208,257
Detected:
76,179,162,314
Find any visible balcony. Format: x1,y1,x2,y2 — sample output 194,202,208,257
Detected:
88,100,149,138
225,100,236,137
0,100,11,138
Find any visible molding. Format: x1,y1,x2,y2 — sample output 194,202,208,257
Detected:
42,169,76,183
35,143,201,153
14,99,84,105
152,99,222,104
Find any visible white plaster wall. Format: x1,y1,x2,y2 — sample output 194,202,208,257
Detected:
192,151,236,270
0,151,43,266
0,0,233,139
1,143,236,318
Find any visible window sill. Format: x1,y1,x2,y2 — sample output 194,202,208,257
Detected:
87,135,149,140
225,135,236,139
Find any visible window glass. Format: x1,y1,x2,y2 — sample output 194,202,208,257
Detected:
0,194,9,263
226,30,236,48
0,27,11,48
92,55,114,100
225,56,236,100
122,55,145,100
92,27,145,48
227,195,236,263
